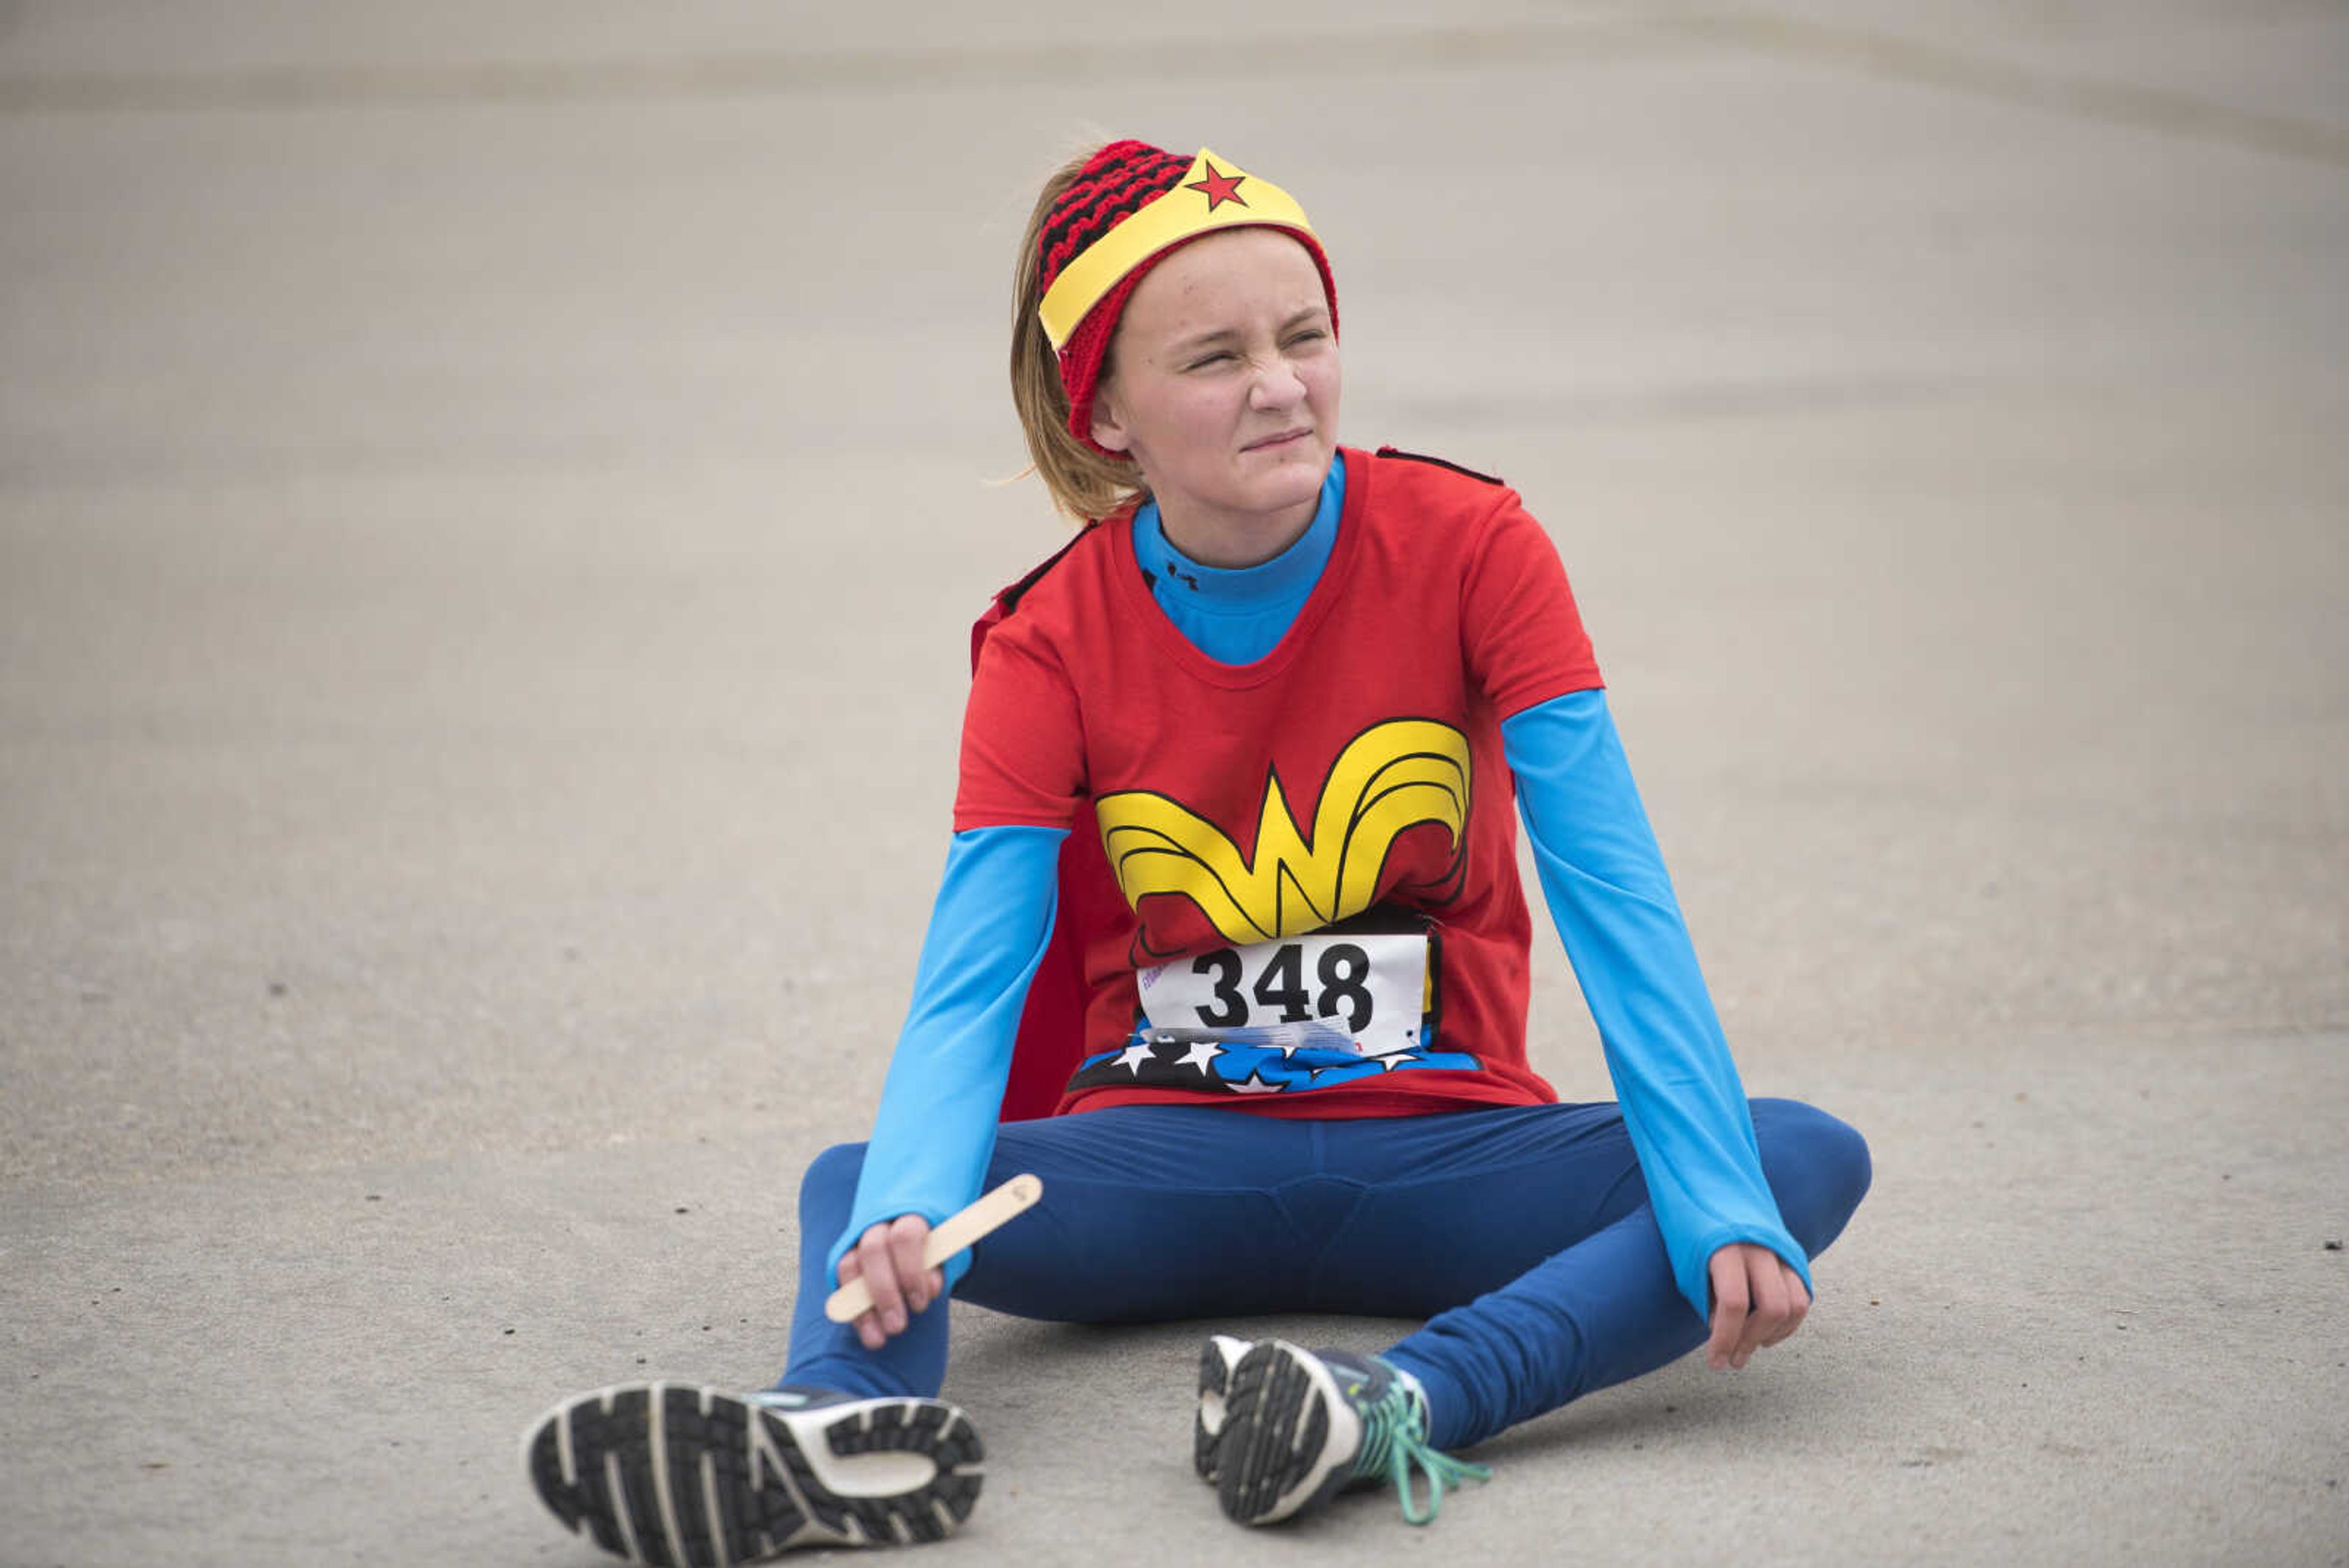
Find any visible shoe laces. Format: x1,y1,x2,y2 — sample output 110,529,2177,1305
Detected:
1346,1362,1493,1526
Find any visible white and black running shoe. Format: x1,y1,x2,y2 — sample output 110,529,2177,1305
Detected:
1192,1334,1256,1484
522,1381,982,1562
1212,1340,1488,1528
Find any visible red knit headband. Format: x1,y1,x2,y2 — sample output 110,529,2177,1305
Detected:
1035,140,1338,456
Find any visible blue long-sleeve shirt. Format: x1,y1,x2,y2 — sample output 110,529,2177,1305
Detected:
829,464,1805,1320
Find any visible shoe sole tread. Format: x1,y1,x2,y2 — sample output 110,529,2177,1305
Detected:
1214,1342,1356,1526
523,1381,981,1563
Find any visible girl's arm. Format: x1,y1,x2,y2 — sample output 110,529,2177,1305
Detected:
1501,688,1808,1325
824,823,1066,1340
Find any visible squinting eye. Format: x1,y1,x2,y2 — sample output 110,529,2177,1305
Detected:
1187,352,1234,370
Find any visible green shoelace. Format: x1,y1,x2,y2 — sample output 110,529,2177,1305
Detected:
1349,1368,1494,1526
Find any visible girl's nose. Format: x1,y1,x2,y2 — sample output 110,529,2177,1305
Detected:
1250,355,1307,408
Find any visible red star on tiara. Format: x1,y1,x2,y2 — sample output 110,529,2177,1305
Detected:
1184,160,1248,212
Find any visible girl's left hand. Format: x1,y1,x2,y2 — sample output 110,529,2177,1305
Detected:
1705,1242,1810,1370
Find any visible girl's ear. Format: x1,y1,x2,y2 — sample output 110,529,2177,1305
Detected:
1089,384,1133,455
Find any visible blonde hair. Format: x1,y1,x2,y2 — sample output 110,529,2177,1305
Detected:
1010,150,1148,525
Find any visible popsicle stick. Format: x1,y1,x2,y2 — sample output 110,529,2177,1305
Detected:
823,1173,1045,1323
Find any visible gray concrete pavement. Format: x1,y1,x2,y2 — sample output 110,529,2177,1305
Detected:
3,3,2344,1564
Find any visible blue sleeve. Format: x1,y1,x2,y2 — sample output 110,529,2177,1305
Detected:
823,822,1067,1291
1501,689,1810,1321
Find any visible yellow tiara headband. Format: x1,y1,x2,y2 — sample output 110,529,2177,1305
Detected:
1036,147,1320,354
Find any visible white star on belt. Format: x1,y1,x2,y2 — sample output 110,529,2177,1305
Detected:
1113,1042,1157,1074
1176,1040,1222,1072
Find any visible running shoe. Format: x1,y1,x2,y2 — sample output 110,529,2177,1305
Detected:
522,1381,982,1562
1212,1340,1490,1527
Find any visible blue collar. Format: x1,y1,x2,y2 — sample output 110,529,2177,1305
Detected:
1133,459,1345,619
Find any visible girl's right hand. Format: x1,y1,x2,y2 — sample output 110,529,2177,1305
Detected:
835,1214,942,1351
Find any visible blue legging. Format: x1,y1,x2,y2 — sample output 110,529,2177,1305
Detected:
782,1098,1870,1451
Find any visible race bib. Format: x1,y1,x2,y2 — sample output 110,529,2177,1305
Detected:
1138,931,1429,1058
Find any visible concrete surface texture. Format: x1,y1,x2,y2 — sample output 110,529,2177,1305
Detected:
2,2,2344,1564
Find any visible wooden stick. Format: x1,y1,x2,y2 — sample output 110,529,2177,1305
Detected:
823,1173,1045,1323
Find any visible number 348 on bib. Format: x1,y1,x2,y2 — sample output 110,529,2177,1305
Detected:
1136,929,1433,1058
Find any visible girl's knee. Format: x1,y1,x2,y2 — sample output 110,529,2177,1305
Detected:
798,1142,867,1228
1751,1098,1872,1243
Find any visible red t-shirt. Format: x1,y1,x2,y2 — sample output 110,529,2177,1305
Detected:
960,446,1602,1118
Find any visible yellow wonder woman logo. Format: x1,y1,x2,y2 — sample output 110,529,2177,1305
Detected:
1096,719,1472,945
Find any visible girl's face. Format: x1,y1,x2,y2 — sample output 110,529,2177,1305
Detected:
1089,228,1340,563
